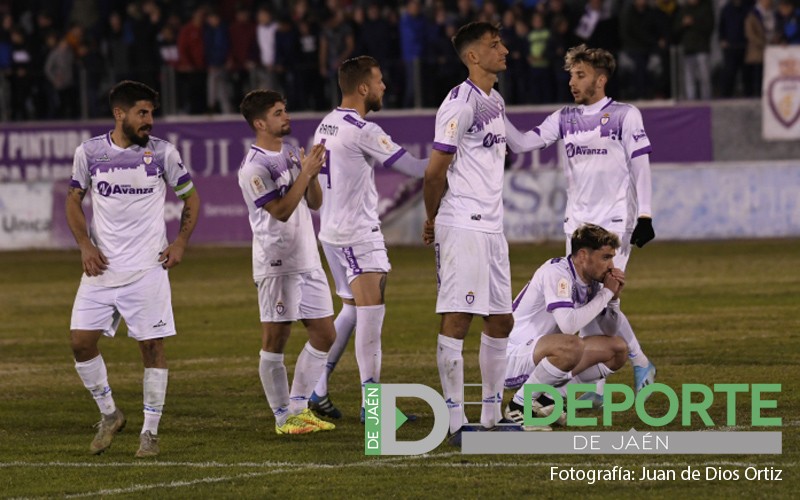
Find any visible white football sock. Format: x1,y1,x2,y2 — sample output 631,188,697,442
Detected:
289,343,328,414
355,305,384,407
313,303,356,396
259,350,290,426
572,362,614,385
437,334,465,434
479,333,507,428
617,311,649,367
512,357,571,406
75,355,116,416
142,368,168,435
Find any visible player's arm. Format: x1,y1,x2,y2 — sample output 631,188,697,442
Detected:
625,107,655,248
595,269,625,335
551,288,615,334
264,144,326,221
66,147,107,276
422,150,453,245
504,114,548,153
360,123,427,178
160,188,200,269
304,172,323,211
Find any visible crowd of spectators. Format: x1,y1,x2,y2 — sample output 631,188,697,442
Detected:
1,0,799,120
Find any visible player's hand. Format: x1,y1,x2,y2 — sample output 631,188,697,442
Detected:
80,244,108,276
630,217,655,248
609,268,625,286
422,219,435,245
300,144,326,178
159,242,186,269
602,272,624,299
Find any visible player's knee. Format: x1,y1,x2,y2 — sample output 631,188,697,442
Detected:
70,331,99,361
139,339,164,363
609,336,628,370
554,336,583,370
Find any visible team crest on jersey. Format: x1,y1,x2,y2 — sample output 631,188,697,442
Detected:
378,135,397,153
288,150,300,166
600,113,610,126
445,118,458,139
143,151,153,165
251,175,267,195
557,278,570,298
466,291,475,304
276,301,286,315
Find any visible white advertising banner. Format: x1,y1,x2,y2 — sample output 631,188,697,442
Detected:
0,182,53,249
763,46,800,140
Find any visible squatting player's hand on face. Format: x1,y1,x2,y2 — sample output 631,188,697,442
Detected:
81,245,108,276
602,271,623,298
422,219,435,245
609,267,625,286
159,242,186,269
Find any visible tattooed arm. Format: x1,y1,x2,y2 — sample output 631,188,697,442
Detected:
66,185,108,276
160,190,200,269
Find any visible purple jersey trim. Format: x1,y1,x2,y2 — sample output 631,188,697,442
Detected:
433,142,457,153
546,301,574,312
631,145,653,159
600,99,614,111
533,126,542,136
383,148,407,168
343,114,366,128
343,246,363,275
255,189,281,208
177,173,192,185
567,256,577,281
465,79,482,93
512,281,531,312
69,179,82,188
105,132,112,146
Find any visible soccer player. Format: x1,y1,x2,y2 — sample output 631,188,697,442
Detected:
237,90,337,435
66,81,200,457
503,224,628,427
520,44,657,405
423,22,545,442
310,56,427,420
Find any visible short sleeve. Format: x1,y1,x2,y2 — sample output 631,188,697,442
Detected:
358,122,408,169
432,97,474,154
240,160,283,209
164,144,195,199
541,260,574,313
622,106,652,161
70,145,90,190
533,109,562,147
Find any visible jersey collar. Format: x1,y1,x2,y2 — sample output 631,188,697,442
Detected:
580,97,612,116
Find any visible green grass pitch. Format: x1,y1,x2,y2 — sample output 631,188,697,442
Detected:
0,240,798,498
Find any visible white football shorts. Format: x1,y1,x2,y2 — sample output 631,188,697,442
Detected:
257,268,334,323
504,338,538,389
321,241,391,300
70,266,175,341
435,224,512,316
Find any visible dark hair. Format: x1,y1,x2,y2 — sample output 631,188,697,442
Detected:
240,89,285,130
570,224,620,256
564,44,616,78
452,22,500,58
338,56,380,95
108,80,160,111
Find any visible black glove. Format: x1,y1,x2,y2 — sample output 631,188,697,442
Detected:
630,217,655,248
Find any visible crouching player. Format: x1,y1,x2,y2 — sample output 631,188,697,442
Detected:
238,90,336,435
504,224,628,427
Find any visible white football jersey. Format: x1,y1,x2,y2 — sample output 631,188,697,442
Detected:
313,107,409,246
70,133,194,287
534,97,652,234
238,144,322,279
508,256,602,347
432,80,508,234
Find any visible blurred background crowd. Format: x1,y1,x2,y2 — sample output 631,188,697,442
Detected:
1,0,799,120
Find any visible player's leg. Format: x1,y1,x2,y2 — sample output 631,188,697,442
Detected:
311,244,358,413
570,335,628,392
438,312,472,437
291,269,336,431
120,266,176,457
70,283,125,455
255,274,318,435
611,234,656,394
349,271,386,417
479,232,515,428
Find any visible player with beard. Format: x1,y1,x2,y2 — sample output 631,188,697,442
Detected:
66,80,200,457
237,89,337,435
309,56,427,421
515,44,657,406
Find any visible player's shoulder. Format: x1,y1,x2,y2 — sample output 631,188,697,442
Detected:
78,133,111,155
536,256,574,281
605,100,639,117
438,82,477,116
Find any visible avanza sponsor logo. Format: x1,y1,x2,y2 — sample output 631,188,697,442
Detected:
482,132,506,147
565,143,608,158
96,181,155,197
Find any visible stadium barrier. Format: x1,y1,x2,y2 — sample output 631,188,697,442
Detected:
1,103,799,249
